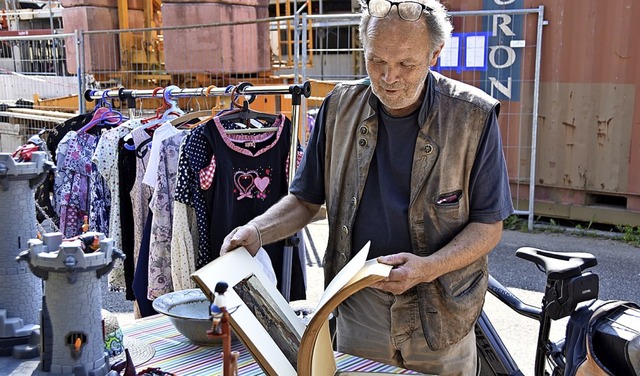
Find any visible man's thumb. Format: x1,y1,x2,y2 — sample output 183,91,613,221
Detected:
377,254,401,266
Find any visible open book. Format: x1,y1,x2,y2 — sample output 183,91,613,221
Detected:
191,242,392,376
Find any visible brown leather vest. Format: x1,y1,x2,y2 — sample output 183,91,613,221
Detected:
322,71,500,350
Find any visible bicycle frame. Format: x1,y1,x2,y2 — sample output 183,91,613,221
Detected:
477,275,566,376
476,309,523,375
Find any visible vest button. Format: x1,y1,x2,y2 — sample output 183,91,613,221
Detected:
341,225,349,235
359,126,368,134
424,144,433,154
340,253,348,263
358,138,367,147
350,196,357,206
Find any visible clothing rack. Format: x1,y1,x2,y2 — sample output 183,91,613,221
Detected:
84,81,311,188
85,81,312,301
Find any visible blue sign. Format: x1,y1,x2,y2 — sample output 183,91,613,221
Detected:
437,32,490,74
481,0,524,101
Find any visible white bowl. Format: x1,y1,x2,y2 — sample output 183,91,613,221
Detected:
152,289,222,346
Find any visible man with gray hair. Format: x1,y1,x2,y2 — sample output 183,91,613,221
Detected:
222,0,513,374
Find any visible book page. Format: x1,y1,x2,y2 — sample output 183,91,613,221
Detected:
314,242,371,311
192,243,393,376
298,242,393,376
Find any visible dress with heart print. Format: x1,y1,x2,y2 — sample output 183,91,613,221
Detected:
189,114,306,301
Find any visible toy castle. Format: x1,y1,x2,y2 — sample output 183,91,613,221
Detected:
17,231,124,376
0,151,52,358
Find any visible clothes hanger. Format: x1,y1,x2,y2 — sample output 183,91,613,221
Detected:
140,87,166,124
85,89,112,117
122,87,166,143
142,85,185,131
86,90,99,115
78,109,124,134
169,109,213,128
159,85,185,121
78,91,126,133
215,83,280,132
139,87,171,129
169,85,221,128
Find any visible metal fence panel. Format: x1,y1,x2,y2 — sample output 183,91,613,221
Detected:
0,33,78,152
77,17,284,113
76,9,542,228
438,8,545,230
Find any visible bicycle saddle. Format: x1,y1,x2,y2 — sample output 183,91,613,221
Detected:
516,247,597,280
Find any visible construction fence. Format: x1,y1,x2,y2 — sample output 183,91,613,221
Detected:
0,7,544,227
0,32,79,152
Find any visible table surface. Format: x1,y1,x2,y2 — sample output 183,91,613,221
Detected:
124,314,419,375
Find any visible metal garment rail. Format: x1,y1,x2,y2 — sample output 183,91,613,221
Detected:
85,81,312,301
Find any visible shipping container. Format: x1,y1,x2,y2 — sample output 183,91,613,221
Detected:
442,0,640,226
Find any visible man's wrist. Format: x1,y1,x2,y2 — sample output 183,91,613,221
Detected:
248,223,263,249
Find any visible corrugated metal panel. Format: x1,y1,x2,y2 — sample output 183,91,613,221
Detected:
444,0,640,215
537,83,634,192
532,0,639,198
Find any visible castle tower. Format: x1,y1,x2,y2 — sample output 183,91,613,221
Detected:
18,231,125,376
0,151,52,357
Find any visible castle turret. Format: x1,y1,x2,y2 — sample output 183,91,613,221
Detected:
18,231,125,376
0,151,53,358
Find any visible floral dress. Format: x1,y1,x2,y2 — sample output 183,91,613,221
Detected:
54,131,98,238
93,119,141,290
147,131,186,299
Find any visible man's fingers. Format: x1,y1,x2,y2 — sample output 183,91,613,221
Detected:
220,228,243,255
377,253,409,266
220,226,261,257
371,280,408,295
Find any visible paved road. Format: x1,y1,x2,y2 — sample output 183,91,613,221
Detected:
490,229,640,303
305,222,640,303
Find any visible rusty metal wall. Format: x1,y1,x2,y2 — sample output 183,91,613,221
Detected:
445,0,640,224
531,0,640,216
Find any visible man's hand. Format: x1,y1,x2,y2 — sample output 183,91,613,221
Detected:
218,195,321,259
371,253,435,295
220,225,261,257
370,221,503,295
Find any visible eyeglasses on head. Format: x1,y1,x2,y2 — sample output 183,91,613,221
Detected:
365,0,433,22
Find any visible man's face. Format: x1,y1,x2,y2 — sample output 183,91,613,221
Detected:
364,16,440,117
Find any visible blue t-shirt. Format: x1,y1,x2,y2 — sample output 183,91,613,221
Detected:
350,106,418,257
290,88,513,258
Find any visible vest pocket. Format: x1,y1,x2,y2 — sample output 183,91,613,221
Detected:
429,191,464,241
432,190,463,225
434,190,462,207
447,269,484,298
438,261,486,300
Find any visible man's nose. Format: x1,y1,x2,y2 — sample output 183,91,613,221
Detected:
382,65,401,84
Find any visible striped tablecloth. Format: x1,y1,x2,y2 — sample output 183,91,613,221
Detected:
122,314,418,375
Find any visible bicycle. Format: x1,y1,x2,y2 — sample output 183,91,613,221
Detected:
475,246,640,376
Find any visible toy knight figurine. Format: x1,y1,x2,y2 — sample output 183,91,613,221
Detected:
208,282,229,335
206,281,235,376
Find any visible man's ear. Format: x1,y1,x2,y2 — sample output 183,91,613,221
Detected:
429,42,445,66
